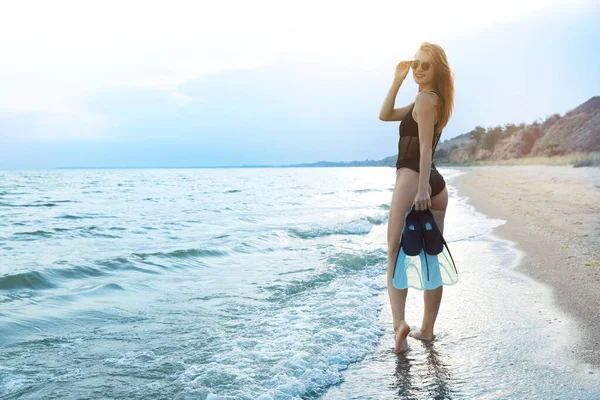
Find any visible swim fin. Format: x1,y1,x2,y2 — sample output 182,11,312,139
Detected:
393,206,459,291
392,205,423,290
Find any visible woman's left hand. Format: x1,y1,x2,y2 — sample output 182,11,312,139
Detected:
413,189,431,211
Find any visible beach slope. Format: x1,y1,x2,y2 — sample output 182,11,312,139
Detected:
453,165,600,366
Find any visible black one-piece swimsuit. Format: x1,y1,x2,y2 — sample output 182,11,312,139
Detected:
395,100,446,197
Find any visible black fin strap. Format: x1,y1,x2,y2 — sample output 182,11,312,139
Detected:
417,212,430,281
393,237,403,279
441,236,458,274
422,234,430,281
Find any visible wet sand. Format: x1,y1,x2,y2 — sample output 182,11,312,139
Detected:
453,165,600,367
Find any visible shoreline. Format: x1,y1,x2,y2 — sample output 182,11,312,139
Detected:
450,165,600,367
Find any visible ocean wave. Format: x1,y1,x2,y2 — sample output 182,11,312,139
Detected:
353,188,383,194
192,276,385,400
132,248,228,260
288,220,371,239
75,226,120,238
0,202,54,208
0,262,125,291
75,282,126,296
0,270,57,290
231,231,292,253
233,242,277,253
95,257,163,274
0,191,30,196
326,250,387,273
0,200,77,208
286,211,388,240
52,264,110,280
264,271,338,299
274,267,317,276
12,230,54,240
55,213,112,220
10,226,122,240
366,214,388,225
262,250,386,300
56,214,87,220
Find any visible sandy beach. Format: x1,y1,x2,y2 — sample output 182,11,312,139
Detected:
453,165,600,367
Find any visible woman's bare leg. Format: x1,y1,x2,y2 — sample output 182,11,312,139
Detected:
388,168,421,353
410,185,449,341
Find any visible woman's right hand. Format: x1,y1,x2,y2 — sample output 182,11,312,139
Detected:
394,60,411,82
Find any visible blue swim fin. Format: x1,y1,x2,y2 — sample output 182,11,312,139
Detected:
393,207,458,291
393,206,423,290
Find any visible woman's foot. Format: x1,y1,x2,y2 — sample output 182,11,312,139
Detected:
393,321,411,353
409,329,435,341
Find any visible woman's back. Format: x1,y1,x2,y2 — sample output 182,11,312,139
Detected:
396,92,443,172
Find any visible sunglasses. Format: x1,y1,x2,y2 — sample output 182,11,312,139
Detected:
411,60,432,71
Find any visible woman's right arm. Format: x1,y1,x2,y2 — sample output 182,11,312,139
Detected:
379,61,413,121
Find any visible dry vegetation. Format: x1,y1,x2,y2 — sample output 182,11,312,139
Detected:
432,97,600,168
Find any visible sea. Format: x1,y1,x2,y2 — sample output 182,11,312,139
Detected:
0,167,598,399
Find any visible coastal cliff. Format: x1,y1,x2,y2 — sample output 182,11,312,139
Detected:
433,96,600,165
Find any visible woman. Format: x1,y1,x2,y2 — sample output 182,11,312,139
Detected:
379,42,455,353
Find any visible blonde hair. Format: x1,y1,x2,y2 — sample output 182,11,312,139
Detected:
417,42,455,135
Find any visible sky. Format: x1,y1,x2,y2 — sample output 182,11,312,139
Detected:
0,0,598,169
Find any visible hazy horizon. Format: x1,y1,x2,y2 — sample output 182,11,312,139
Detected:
1,0,598,169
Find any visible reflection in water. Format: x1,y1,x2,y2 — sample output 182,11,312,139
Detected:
423,343,454,399
393,342,455,399
393,352,417,400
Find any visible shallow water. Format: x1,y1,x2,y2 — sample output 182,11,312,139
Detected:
0,167,598,399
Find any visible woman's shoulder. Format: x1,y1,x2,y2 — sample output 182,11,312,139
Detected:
415,90,439,105
413,91,440,125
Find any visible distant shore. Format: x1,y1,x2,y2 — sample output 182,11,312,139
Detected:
47,151,600,170
452,165,600,367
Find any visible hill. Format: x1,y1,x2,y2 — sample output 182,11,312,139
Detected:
405,96,599,166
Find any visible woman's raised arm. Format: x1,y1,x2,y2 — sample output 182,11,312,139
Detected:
379,61,414,121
